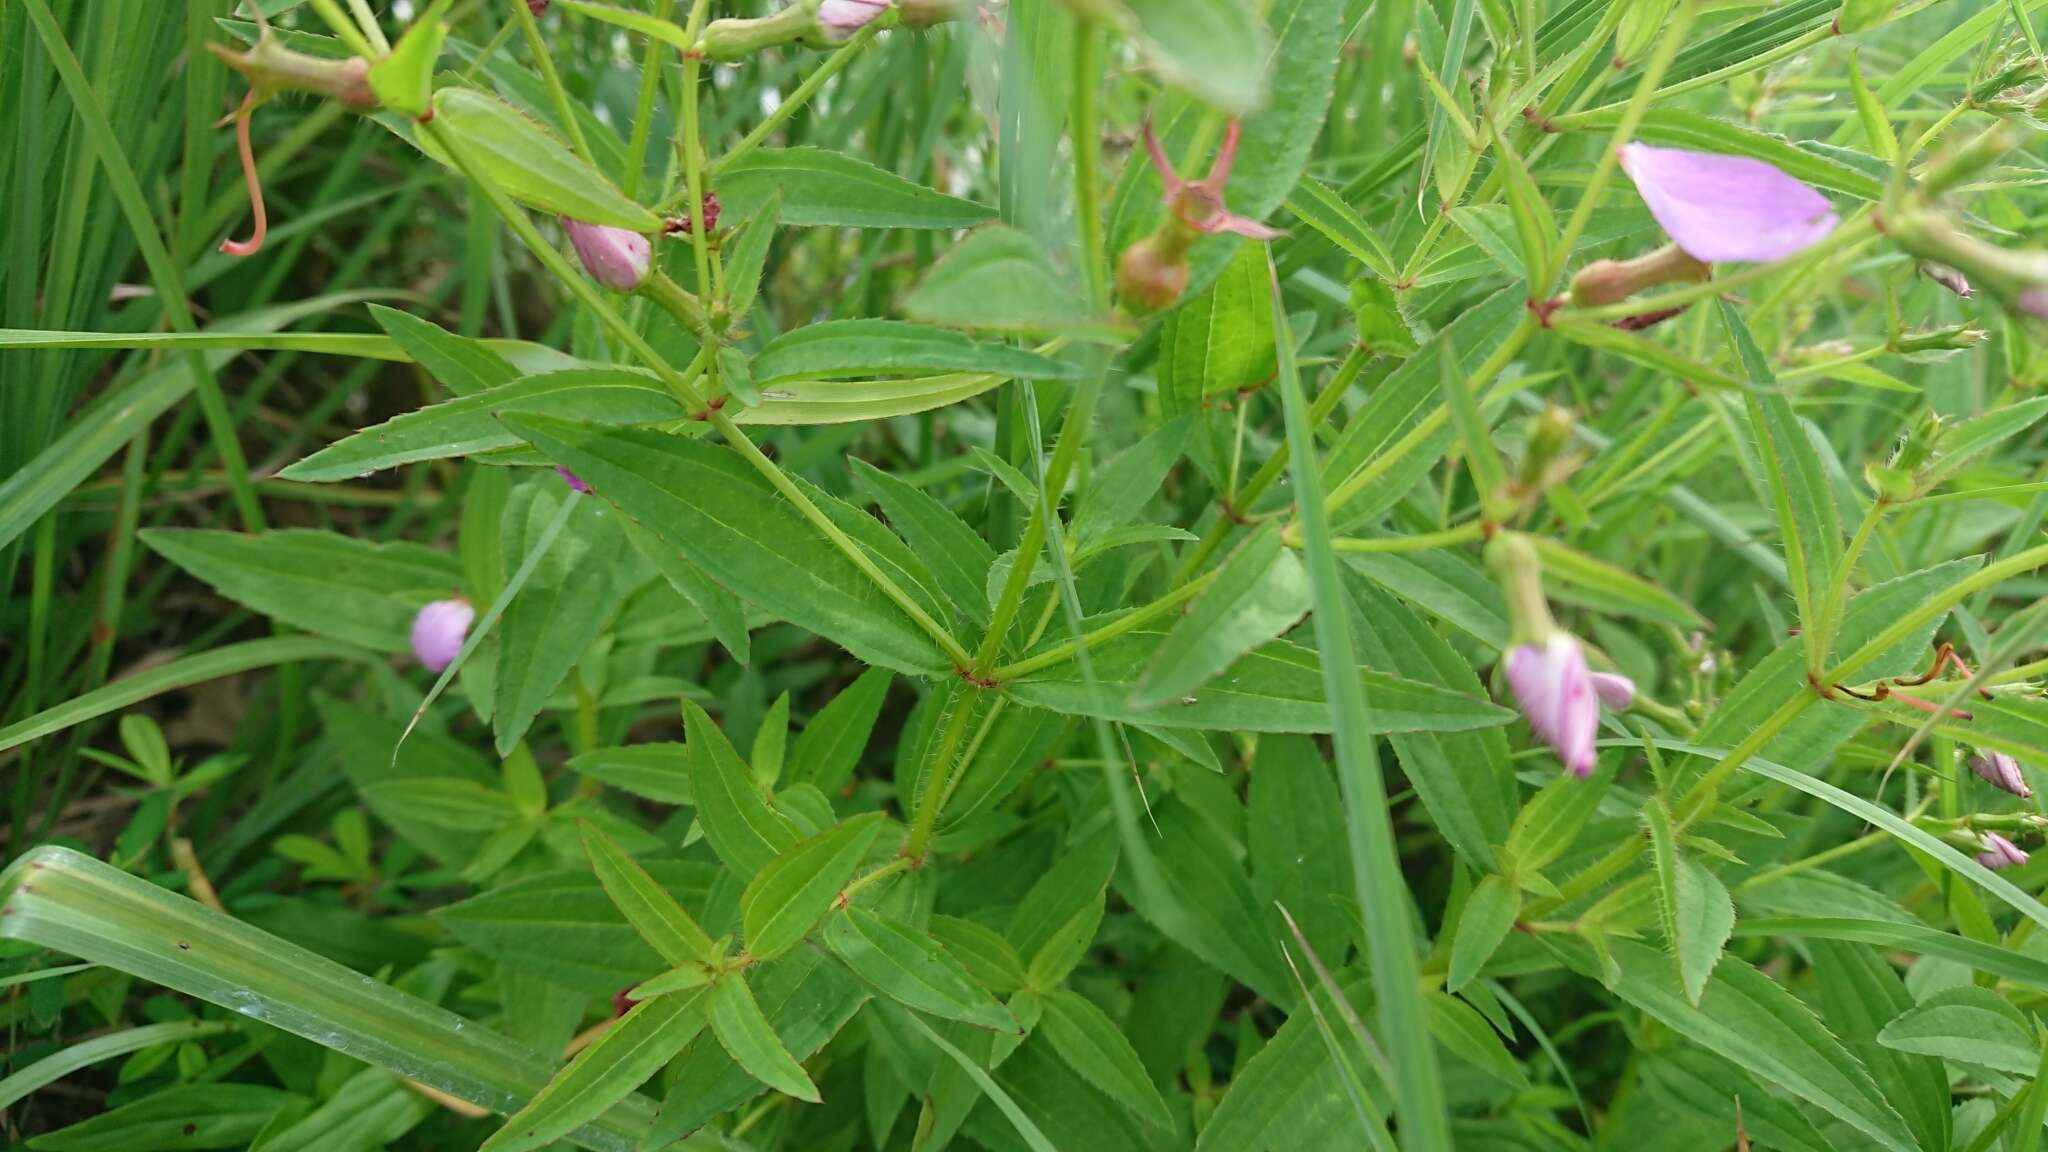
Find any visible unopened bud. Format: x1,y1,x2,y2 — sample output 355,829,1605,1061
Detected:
562,218,652,291
1116,230,1192,314
1922,263,1971,298
1568,244,1710,308
1892,324,1987,354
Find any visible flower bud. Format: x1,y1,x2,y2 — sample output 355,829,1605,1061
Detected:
562,218,651,292
1977,830,2029,870
1891,324,1987,355
1971,750,2032,798
1116,231,1193,314
1507,635,1601,777
411,598,474,672
557,466,591,493
1615,0,1673,66
1922,263,1971,299
1568,244,1710,308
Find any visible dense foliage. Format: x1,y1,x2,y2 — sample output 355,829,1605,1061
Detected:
12,0,2048,1149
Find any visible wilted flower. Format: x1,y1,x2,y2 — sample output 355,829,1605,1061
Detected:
818,0,890,37
1506,635,1601,777
1590,671,1636,711
528,0,549,12
1141,119,1282,241
557,466,591,493
1977,831,2029,870
1970,750,2031,798
562,218,651,291
663,192,721,236
411,599,474,673
1617,142,1839,264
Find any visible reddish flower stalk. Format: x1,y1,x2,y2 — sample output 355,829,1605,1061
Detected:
220,90,267,257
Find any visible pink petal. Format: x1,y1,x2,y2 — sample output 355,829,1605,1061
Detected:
1590,672,1635,711
1509,636,1600,777
819,0,890,32
1618,143,1838,264
1202,212,1286,240
1978,832,2029,870
411,599,474,673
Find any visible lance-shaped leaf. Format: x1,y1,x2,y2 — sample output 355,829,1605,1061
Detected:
1037,988,1174,1130
1876,985,2039,1074
1132,523,1310,709
714,147,993,230
684,699,801,880
503,416,952,675
416,89,659,232
480,990,709,1152
707,976,821,1102
1447,874,1520,994
823,906,1017,1031
751,320,1078,387
580,820,716,969
905,226,1127,340
740,813,888,962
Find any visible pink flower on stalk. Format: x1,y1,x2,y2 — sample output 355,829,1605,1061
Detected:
1617,143,1838,264
556,466,591,493
1506,635,1601,777
819,0,890,37
1141,119,1283,240
561,218,651,292
1977,831,2029,870
410,598,475,673
1970,751,2031,799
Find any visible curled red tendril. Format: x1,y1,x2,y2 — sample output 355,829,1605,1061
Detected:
220,90,267,257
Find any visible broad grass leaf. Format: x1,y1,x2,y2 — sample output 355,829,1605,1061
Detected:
707,977,819,1103
23,1083,301,1152
1131,523,1309,709
479,990,708,1152
1249,735,1351,965
1119,0,1270,114
140,529,461,652
905,226,1126,340
281,369,681,482
739,813,887,962
1545,935,1919,1151
1809,940,1952,1152
824,906,1017,1031
714,147,993,230
1006,629,1513,734
751,320,1080,386
502,416,952,675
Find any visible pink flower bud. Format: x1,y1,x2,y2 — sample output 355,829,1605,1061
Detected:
1617,143,1838,264
561,218,651,292
1970,751,2031,798
556,466,590,493
528,1,549,13
410,598,474,673
819,0,890,37
1590,672,1636,711
1506,635,1600,777
1977,831,2028,870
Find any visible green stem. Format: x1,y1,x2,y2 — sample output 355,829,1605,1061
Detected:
1812,498,1887,679
991,568,1221,682
512,0,594,166
1071,21,1109,307
708,24,878,179
902,683,981,862
1827,540,2048,687
1324,317,1537,514
305,0,379,58
1171,344,1372,586
1544,0,1700,294
1317,521,1484,554
1675,693,1814,821
621,1,674,200
678,54,717,303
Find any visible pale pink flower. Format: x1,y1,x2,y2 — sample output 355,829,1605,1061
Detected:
1506,635,1600,777
1617,143,1838,264
1977,831,2029,871
410,599,474,673
561,218,651,291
